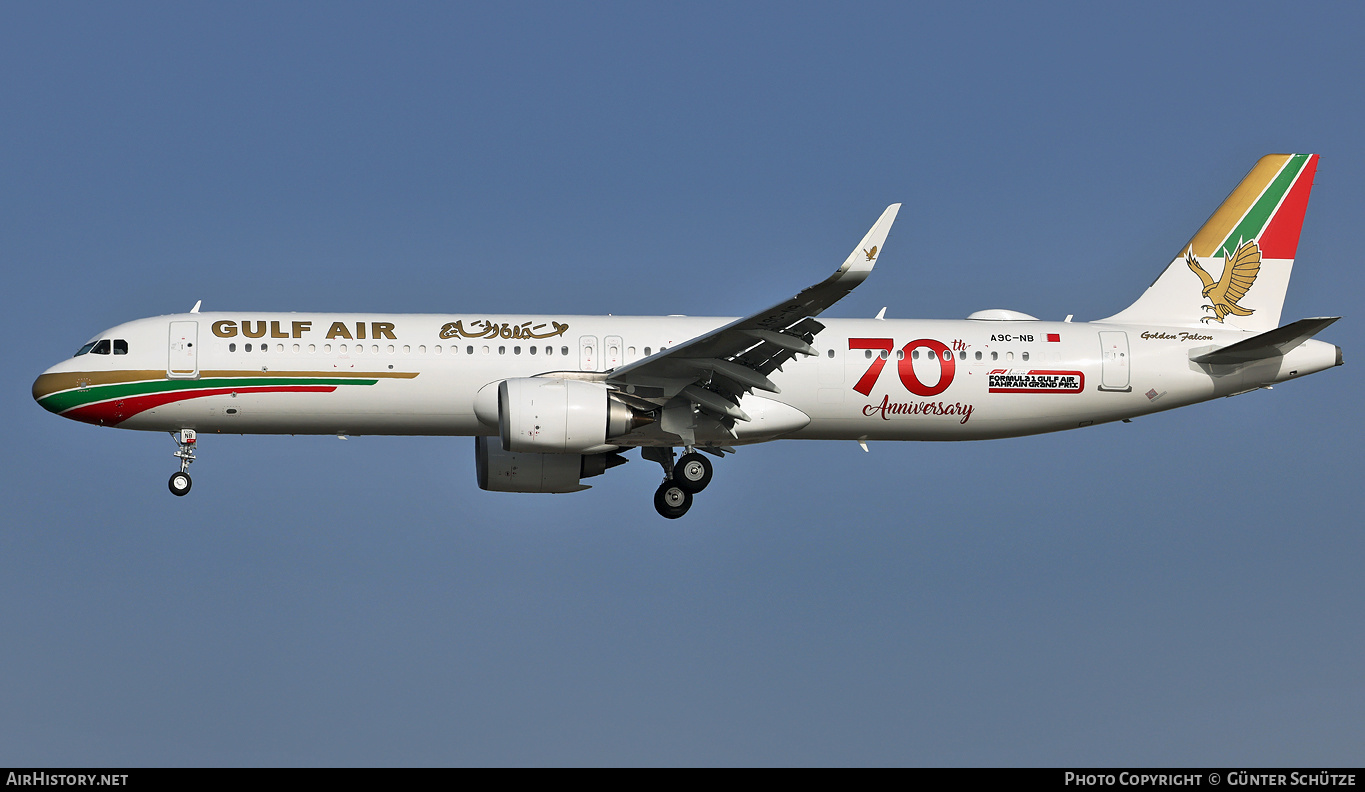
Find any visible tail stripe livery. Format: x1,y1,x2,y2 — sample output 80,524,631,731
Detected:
1188,154,1317,259
1102,153,1319,333
1255,154,1318,260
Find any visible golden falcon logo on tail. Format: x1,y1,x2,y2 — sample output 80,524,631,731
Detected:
1185,240,1261,324
863,245,878,262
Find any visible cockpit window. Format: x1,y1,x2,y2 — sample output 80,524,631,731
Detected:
74,342,97,357
113,339,128,355
91,340,112,355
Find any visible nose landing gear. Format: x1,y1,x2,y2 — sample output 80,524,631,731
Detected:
644,446,718,518
168,429,196,497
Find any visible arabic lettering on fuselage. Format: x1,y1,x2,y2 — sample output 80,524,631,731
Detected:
439,320,570,341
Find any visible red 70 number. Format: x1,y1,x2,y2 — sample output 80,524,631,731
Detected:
849,338,955,397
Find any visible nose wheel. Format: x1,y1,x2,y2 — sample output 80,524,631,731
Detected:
168,429,196,497
169,470,192,496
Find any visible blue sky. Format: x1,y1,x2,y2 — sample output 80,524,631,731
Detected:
2,2,1362,766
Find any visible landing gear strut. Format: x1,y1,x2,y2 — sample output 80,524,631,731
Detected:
168,429,196,497
644,446,717,518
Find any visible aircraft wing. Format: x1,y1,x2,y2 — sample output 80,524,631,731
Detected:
605,204,900,426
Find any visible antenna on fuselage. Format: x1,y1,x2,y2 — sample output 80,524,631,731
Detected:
190,300,202,313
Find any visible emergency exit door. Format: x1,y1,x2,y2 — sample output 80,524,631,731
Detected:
604,335,622,370
579,335,598,372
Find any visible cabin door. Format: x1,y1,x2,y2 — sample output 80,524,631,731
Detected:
1098,331,1130,392
168,321,199,379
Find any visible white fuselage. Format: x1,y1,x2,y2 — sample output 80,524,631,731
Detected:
34,312,1340,443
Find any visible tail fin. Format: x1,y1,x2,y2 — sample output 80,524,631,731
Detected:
1101,154,1319,333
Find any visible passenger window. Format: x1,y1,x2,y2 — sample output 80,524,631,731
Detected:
865,350,872,359
912,349,920,360
91,340,111,355
974,351,982,361
644,347,652,356
229,343,237,352
467,346,474,355
113,339,128,355
499,346,506,355
879,350,888,360
514,346,521,355
958,350,966,360
561,346,568,356
1022,351,1030,361
529,346,537,355
1006,352,1014,361
245,343,253,352
826,349,834,359
991,351,998,361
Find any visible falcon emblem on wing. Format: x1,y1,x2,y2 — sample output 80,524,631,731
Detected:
1185,240,1261,324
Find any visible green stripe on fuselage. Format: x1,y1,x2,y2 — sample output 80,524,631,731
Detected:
1218,154,1308,256
39,377,378,413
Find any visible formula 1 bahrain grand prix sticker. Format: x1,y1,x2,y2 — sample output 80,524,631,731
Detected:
987,369,1085,394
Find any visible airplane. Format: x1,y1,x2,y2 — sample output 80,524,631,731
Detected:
33,154,1342,518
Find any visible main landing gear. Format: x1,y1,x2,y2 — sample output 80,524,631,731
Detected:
645,447,715,519
168,429,196,496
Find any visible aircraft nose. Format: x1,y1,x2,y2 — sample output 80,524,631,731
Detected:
33,367,66,415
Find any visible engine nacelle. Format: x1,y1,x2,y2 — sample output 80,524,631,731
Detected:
475,436,627,494
496,377,647,454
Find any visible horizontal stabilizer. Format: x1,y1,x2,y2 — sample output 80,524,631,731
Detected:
1191,317,1339,365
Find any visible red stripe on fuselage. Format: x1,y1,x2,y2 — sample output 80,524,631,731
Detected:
63,385,338,426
